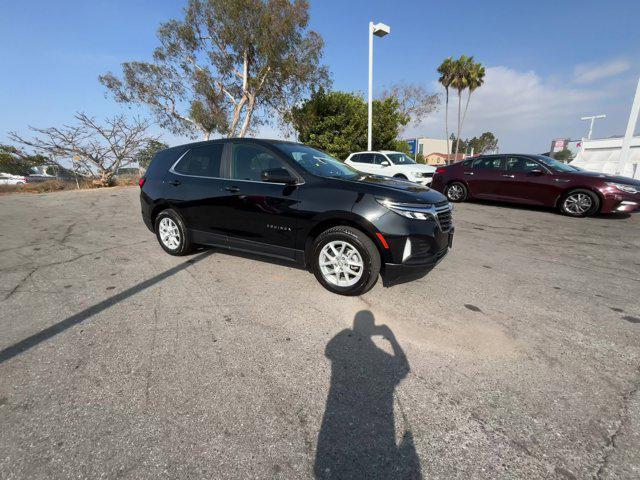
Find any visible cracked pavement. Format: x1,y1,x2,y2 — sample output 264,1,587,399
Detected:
0,187,639,479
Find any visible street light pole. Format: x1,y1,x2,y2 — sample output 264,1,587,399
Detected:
367,21,390,152
580,114,606,140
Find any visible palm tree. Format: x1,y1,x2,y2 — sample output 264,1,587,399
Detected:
451,55,472,156
437,57,455,157
459,60,485,152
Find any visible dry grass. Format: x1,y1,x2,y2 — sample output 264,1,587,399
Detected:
0,175,141,195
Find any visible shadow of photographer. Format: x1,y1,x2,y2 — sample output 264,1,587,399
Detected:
314,310,421,479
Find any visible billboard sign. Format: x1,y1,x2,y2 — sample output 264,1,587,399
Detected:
406,139,417,155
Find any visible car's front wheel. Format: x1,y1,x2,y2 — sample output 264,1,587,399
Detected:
154,209,194,255
445,181,468,202
312,226,380,296
559,189,600,217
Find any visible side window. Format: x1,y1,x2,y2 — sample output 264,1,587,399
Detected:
373,154,388,165
358,154,374,164
173,144,223,177
350,154,363,163
505,157,542,173
472,157,503,170
230,143,287,182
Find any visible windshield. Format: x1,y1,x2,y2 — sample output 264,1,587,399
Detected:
534,155,582,172
276,144,361,179
386,153,416,165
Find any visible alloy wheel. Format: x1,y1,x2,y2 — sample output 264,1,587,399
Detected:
319,240,364,287
158,217,181,250
447,184,464,201
563,193,593,215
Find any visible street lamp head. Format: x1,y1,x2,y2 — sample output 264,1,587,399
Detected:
372,22,390,37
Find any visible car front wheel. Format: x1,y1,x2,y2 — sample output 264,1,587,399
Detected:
560,189,600,217
445,182,468,202
312,226,380,296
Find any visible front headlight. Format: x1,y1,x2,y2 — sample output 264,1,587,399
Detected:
607,182,639,194
410,171,423,177
376,197,435,220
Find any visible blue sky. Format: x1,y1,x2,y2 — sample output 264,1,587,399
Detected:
1,0,639,152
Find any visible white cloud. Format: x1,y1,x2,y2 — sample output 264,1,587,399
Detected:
572,58,631,84
408,65,630,152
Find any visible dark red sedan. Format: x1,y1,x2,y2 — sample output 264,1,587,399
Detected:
431,154,640,217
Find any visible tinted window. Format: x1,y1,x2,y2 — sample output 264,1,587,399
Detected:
276,144,360,180
506,157,542,172
386,153,415,165
357,154,374,164
373,154,389,165
230,144,286,182
472,157,503,170
173,144,223,177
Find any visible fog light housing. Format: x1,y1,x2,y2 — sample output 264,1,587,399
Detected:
402,238,412,262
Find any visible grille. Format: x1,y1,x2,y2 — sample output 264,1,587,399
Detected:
422,172,434,178
436,204,453,231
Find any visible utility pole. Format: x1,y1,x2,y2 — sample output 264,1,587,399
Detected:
580,114,606,140
367,21,390,151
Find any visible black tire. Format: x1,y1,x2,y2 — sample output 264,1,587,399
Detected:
394,174,408,180
311,226,381,296
559,189,600,217
154,208,194,256
445,181,468,202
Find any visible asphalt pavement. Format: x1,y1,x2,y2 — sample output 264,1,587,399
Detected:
0,186,639,479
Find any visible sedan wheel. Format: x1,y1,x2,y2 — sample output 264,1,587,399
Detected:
560,190,599,217
446,182,467,202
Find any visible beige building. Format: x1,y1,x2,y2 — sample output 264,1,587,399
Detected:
416,137,451,157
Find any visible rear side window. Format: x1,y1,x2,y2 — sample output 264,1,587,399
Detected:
356,154,374,164
173,144,223,177
472,157,503,170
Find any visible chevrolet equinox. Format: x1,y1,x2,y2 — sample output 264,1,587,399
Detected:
140,139,453,295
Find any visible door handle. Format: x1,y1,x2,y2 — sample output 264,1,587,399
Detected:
502,174,515,178
463,172,474,176
225,186,240,193
168,179,182,186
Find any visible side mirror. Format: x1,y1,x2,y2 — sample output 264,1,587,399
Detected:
380,160,390,167
261,168,296,184
529,169,544,175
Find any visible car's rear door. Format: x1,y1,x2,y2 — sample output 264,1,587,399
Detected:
349,153,376,175
465,156,506,199
164,142,227,243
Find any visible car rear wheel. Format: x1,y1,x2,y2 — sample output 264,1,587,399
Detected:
445,182,467,202
154,209,194,255
560,189,600,217
312,226,380,296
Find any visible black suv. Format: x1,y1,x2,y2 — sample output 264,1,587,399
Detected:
140,139,453,295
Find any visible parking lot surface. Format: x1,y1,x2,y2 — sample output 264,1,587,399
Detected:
1,186,639,479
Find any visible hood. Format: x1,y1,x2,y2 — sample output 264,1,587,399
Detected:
394,163,436,173
336,174,447,203
567,170,640,186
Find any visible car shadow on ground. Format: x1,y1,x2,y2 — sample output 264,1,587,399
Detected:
0,250,213,364
314,310,422,479
467,199,632,220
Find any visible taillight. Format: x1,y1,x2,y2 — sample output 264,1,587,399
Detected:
138,177,146,188
435,168,446,174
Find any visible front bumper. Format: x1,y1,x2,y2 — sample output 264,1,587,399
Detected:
600,190,640,213
382,230,453,286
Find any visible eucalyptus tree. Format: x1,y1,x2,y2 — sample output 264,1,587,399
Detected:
100,0,329,140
